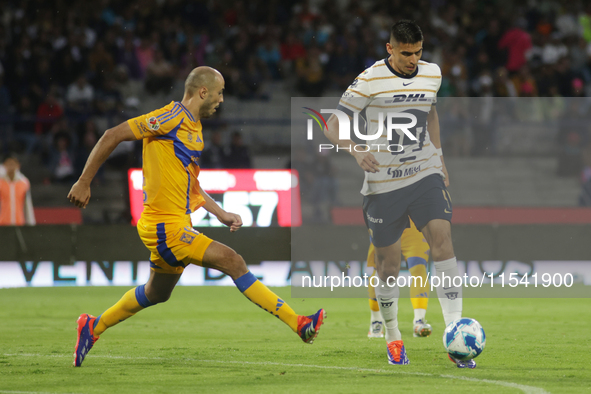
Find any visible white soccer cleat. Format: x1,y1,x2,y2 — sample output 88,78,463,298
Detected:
413,319,432,337
368,320,384,338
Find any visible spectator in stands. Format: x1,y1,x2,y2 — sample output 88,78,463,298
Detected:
75,120,102,182
0,75,11,153
117,38,142,80
296,46,325,96
88,41,115,87
224,131,252,169
498,18,532,73
145,49,174,95
0,155,36,225
49,132,76,183
257,36,282,80
493,67,518,97
12,96,37,157
66,75,94,117
35,89,64,136
200,130,226,169
280,32,307,74
114,65,142,108
135,38,155,78
95,78,123,119
236,56,270,100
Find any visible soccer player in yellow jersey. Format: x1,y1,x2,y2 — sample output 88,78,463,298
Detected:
366,219,432,339
68,67,325,367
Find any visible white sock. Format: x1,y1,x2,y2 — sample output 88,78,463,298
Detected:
370,310,382,323
434,257,463,326
376,278,401,342
413,308,426,323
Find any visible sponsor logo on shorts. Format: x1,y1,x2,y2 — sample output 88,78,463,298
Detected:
366,213,383,224
147,116,160,131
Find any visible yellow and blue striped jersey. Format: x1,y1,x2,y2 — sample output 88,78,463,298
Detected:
128,101,205,225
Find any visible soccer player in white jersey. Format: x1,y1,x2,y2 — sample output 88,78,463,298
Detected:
324,20,473,368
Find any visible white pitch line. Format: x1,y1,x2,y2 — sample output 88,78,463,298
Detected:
3,353,550,394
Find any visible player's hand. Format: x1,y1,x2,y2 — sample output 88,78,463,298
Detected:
68,180,91,208
216,211,243,232
354,151,380,173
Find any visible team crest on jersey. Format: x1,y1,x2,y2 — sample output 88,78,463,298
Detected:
187,132,193,142
147,116,160,131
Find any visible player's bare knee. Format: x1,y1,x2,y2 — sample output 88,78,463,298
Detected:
227,252,247,278
214,249,247,279
375,256,400,280
430,235,454,261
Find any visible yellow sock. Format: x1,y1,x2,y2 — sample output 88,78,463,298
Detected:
235,271,298,332
368,271,379,312
409,263,429,310
94,285,151,336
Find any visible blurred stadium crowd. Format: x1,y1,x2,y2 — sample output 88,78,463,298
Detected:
0,0,590,185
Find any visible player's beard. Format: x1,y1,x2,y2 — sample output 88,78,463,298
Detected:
199,99,218,118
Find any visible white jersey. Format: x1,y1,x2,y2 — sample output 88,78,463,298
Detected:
338,58,443,196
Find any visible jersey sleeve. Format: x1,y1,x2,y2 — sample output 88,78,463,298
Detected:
337,71,371,117
127,104,184,139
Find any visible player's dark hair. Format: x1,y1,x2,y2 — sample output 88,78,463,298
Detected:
390,20,423,44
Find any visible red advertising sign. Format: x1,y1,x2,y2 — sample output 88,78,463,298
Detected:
128,169,301,227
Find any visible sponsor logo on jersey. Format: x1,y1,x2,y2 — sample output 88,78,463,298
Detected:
387,165,422,178
135,119,150,135
147,116,160,131
385,94,431,103
366,213,383,224
402,81,414,86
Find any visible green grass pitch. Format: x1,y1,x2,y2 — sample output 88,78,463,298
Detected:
1,286,590,393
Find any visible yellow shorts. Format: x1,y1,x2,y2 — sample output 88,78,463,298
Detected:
367,218,430,268
138,216,214,274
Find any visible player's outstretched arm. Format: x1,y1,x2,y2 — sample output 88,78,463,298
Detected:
68,121,138,208
427,105,449,186
198,186,243,232
324,114,379,173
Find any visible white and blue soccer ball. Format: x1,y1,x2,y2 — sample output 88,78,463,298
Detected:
443,318,486,361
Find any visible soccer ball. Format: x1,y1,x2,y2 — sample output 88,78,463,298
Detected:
442,318,486,361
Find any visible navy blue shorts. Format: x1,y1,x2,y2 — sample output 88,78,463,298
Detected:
362,174,452,248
